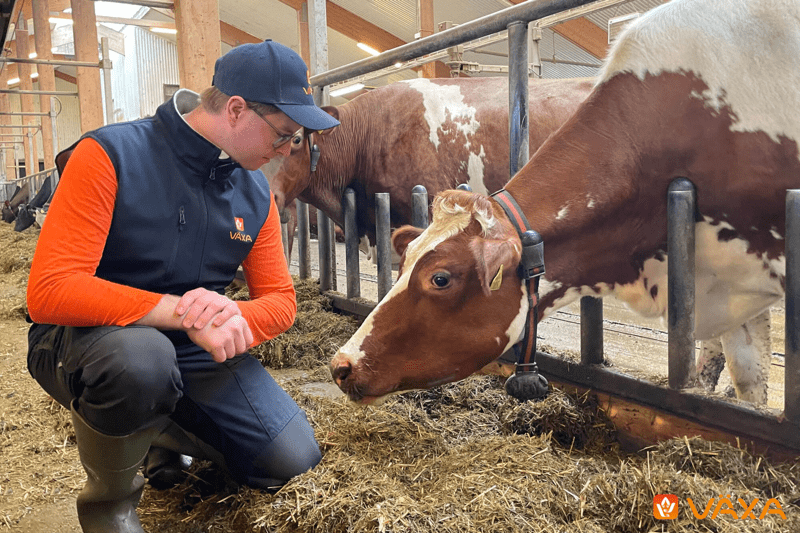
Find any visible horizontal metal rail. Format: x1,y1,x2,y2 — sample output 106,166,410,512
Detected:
311,0,607,88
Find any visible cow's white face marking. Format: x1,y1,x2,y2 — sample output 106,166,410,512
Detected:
600,0,800,146
336,198,479,367
402,78,482,150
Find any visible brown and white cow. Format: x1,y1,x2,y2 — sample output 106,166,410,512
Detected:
331,0,797,406
263,76,594,255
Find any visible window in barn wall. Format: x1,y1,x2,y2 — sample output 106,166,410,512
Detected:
163,84,179,103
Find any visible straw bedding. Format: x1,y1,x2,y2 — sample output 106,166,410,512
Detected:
0,222,797,532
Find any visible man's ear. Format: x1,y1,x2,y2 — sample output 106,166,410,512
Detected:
226,96,247,125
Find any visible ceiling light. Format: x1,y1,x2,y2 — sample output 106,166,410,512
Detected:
49,17,73,24
151,27,178,35
6,77,20,85
64,8,72,13
356,42,381,56
330,83,365,97
31,72,39,79
29,52,37,59
394,62,402,68
51,47,58,53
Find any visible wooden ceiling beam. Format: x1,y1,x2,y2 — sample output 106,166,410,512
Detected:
507,0,608,60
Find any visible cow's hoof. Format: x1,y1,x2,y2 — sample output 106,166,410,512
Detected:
504,372,549,401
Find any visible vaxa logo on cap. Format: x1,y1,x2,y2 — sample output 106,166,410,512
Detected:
303,70,313,95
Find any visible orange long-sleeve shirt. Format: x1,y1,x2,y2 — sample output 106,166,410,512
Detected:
27,137,296,346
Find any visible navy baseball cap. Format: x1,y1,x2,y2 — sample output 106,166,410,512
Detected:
212,40,340,131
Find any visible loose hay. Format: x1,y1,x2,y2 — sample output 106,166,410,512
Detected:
140,381,800,533
0,222,37,320
2,225,799,532
228,276,360,370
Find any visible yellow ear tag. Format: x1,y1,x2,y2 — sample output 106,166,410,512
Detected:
490,264,503,291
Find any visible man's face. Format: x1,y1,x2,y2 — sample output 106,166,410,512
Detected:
232,108,303,171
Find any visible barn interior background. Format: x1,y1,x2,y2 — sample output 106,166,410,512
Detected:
0,1,798,532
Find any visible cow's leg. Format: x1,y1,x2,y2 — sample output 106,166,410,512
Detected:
719,309,771,405
696,338,725,392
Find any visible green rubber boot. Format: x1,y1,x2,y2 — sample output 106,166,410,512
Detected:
71,400,155,533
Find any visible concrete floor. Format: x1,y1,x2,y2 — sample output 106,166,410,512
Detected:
286,238,786,410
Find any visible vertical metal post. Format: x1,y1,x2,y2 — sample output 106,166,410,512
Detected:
376,192,392,301
580,296,604,365
297,200,311,279
50,96,60,188
530,26,542,79
785,190,800,421
309,0,335,291
27,132,36,195
101,38,114,125
411,185,429,229
667,178,696,390
344,188,360,298
281,218,290,265
317,207,333,292
508,21,529,177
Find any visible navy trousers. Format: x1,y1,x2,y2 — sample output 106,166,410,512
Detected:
27,323,321,489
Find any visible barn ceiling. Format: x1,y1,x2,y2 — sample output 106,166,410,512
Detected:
0,0,667,103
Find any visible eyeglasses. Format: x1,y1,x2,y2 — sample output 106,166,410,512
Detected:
254,111,304,148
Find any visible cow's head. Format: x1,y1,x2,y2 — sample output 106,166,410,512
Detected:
330,189,529,403
262,106,339,217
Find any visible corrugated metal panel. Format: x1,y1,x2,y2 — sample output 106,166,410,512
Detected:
53,77,82,152
585,0,666,30
134,28,180,118
123,26,142,121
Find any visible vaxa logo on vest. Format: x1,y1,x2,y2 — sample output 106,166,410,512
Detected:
230,217,252,242
653,494,787,520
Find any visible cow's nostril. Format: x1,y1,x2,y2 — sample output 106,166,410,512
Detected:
331,361,352,385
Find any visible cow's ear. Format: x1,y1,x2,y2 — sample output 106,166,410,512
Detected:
392,225,423,256
470,236,521,297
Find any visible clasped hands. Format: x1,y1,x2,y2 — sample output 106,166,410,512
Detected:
175,287,254,363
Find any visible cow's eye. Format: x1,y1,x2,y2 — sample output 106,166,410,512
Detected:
431,272,451,288
291,135,304,147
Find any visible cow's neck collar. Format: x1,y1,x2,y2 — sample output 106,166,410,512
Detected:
490,189,549,400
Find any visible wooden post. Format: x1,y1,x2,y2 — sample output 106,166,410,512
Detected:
15,16,38,177
174,0,221,92
70,0,104,133
418,0,435,78
32,0,56,167
298,2,310,66
0,70,16,180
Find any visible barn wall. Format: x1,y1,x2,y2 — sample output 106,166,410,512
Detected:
133,28,180,118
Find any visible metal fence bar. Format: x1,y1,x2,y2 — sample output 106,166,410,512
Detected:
508,21,529,177
297,200,311,279
667,178,696,390
786,189,800,421
580,296,604,365
317,210,334,292
411,185,429,229
344,188,361,299
376,192,392,301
